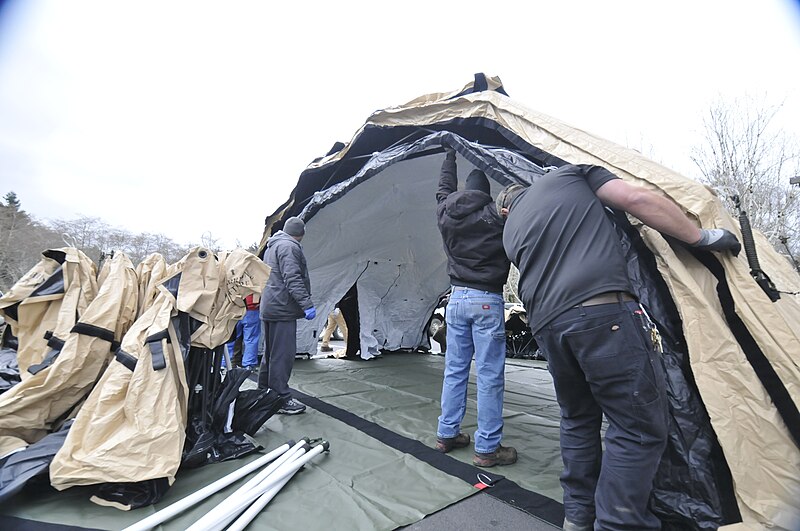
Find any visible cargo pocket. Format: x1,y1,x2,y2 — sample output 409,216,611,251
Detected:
631,351,660,406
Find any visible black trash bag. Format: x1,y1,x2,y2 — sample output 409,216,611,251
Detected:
91,477,171,511
211,367,253,432
0,347,20,394
182,353,267,469
181,416,218,469
232,388,283,436
1,325,18,350
211,431,262,462
0,420,73,503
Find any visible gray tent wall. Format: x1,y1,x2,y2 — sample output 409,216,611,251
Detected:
289,133,538,360
260,74,800,530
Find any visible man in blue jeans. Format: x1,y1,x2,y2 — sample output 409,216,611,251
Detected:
434,146,517,467
497,165,740,530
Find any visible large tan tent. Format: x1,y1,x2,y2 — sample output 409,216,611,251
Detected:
260,74,800,530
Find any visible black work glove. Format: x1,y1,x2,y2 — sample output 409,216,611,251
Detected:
691,228,741,256
443,146,456,159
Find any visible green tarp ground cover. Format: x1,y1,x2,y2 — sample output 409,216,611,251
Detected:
0,353,563,530
291,353,564,500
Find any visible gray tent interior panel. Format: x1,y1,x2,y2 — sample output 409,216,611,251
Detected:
296,147,516,357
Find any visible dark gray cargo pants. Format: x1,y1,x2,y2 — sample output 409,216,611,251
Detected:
535,300,669,531
257,319,298,401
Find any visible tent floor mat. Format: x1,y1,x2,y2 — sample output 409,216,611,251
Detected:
0,346,563,530
400,492,559,530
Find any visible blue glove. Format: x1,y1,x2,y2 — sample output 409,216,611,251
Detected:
304,307,317,320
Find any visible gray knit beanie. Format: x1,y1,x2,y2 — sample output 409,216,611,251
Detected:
283,216,305,237
495,184,526,213
465,169,491,195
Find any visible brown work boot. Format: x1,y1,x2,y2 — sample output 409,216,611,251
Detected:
473,445,517,467
435,433,470,453
320,345,333,352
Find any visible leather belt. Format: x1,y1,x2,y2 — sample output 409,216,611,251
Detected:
575,291,636,307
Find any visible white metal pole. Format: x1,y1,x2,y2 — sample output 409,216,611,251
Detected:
208,446,309,531
186,440,311,531
121,441,293,531
224,457,301,531
219,442,330,531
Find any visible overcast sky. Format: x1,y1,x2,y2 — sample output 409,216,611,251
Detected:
1,0,799,250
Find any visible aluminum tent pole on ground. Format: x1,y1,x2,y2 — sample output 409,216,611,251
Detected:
185,439,312,531
207,446,311,531
121,441,294,531
226,441,331,531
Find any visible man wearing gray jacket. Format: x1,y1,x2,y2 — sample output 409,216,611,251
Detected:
258,216,316,415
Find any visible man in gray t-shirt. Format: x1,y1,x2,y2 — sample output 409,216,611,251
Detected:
497,164,740,531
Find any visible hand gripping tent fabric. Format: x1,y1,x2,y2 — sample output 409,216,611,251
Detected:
259,74,800,530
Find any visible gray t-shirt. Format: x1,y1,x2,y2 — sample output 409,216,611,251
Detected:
502,164,633,333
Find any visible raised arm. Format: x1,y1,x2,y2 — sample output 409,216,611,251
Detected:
436,147,458,204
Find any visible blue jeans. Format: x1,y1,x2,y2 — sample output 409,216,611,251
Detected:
226,309,260,367
437,287,506,454
535,300,668,531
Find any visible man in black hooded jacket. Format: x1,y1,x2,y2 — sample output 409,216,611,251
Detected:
433,146,517,467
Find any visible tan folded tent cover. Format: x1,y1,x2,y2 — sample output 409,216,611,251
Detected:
50,248,269,490
134,253,168,318
0,253,137,457
0,248,97,377
263,75,800,529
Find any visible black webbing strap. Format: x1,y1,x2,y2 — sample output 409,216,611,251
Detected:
28,331,67,374
43,330,65,351
115,348,137,372
27,348,60,375
693,250,800,449
71,322,115,343
290,388,564,526
145,330,169,370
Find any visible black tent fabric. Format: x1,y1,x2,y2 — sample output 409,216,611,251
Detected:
0,420,72,503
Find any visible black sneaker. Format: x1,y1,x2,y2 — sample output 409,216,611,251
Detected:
277,398,306,415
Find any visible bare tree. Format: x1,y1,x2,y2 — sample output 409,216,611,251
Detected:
199,231,222,254
690,95,800,265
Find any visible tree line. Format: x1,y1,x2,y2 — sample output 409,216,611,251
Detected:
0,192,194,293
